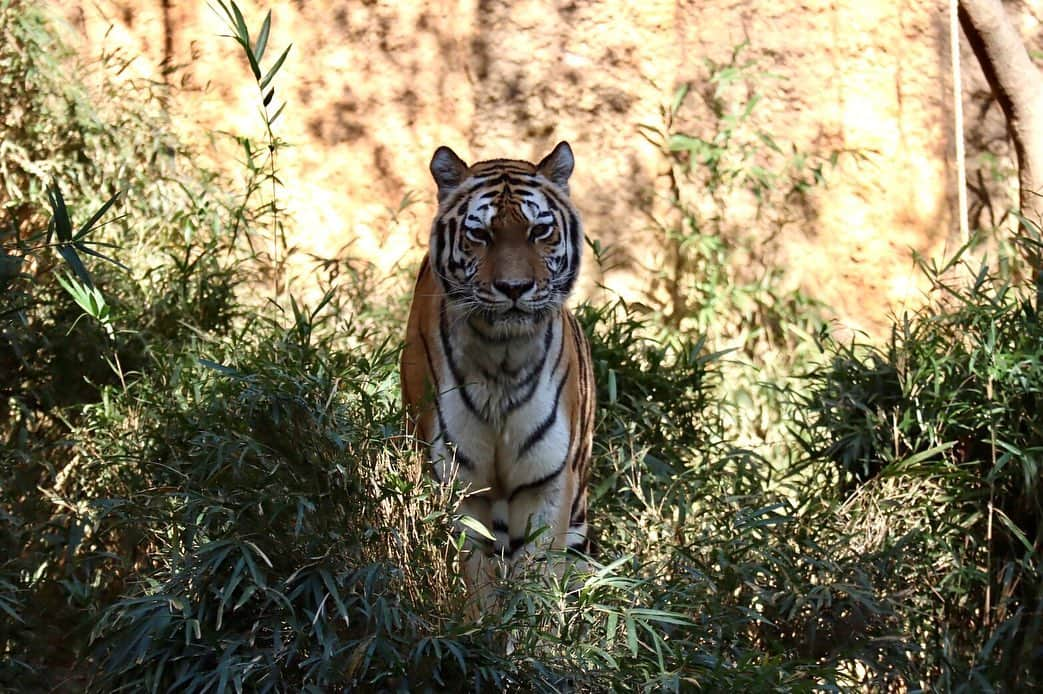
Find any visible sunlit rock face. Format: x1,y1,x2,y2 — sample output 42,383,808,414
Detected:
59,0,1034,336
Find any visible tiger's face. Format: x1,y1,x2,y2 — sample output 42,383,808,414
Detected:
427,142,582,336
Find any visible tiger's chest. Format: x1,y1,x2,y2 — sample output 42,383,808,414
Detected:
429,316,571,497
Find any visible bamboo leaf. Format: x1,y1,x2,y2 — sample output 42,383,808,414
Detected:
198,358,243,377
457,514,495,542
230,1,249,45
233,585,257,611
625,612,639,656
669,83,690,116
48,184,73,242
629,607,695,627
254,10,271,63
269,101,287,124
74,192,120,240
887,442,956,473
259,44,292,90
319,568,351,626
245,48,262,82
75,242,130,272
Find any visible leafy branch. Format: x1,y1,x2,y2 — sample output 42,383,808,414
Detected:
213,0,292,303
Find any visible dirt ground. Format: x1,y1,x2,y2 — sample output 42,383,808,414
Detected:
56,0,1041,337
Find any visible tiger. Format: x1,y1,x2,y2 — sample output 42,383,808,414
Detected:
400,141,595,598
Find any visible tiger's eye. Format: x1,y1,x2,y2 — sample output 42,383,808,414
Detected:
465,227,492,245
529,223,553,242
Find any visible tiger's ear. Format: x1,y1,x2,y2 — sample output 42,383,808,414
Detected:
537,141,574,193
430,146,469,203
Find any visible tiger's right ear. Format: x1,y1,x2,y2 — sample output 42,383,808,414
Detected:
430,146,469,203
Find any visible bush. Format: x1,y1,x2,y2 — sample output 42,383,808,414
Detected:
1,0,244,684
796,247,1043,688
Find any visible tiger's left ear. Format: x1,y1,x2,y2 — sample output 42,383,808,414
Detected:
537,141,574,193
430,146,470,203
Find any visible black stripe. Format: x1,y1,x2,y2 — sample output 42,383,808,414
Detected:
541,184,574,213
542,194,563,213
550,318,568,376
467,172,539,189
492,519,508,533
439,303,484,421
509,455,567,502
570,506,586,526
539,191,581,294
433,220,446,276
472,161,534,171
418,332,446,435
418,332,473,472
452,446,477,470
571,412,589,474
570,335,592,474
576,316,595,470
444,218,460,275
507,537,526,557
446,216,458,247
570,314,590,418
517,320,555,380
570,488,584,520
567,208,581,254
565,539,589,557
518,365,570,458
503,362,543,414
502,322,553,414
503,174,540,187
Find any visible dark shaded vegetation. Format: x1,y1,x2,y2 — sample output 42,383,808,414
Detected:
1,2,1041,691
795,250,1043,687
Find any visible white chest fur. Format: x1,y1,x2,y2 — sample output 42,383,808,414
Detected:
429,310,572,552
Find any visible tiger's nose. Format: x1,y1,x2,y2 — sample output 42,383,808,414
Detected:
494,278,535,302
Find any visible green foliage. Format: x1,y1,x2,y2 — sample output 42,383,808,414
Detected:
636,43,839,335
86,305,459,691
74,285,918,691
630,44,837,468
2,3,1041,692
214,0,293,281
1,0,245,685
577,300,720,466
796,246,1043,688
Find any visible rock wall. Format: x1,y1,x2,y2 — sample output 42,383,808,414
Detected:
55,0,1043,335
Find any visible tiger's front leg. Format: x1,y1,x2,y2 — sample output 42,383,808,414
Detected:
456,483,585,617
501,461,588,576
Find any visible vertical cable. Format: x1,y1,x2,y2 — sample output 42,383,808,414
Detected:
952,0,970,246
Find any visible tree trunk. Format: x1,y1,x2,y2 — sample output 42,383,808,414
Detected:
960,0,1043,286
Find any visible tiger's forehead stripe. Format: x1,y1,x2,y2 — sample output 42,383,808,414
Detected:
446,170,556,207
447,174,565,228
